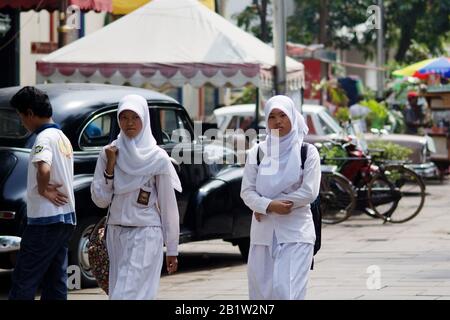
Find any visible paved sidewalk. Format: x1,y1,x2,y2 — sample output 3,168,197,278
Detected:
37,180,450,299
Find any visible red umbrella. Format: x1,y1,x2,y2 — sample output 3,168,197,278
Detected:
0,0,112,12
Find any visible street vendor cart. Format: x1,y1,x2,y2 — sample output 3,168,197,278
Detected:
424,87,450,177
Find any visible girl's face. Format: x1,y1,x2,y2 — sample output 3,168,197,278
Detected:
267,108,292,137
119,110,143,139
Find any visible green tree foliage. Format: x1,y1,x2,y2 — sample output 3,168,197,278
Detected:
233,0,272,43
286,0,450,63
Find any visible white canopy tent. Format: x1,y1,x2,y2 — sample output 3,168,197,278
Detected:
36,0,304,94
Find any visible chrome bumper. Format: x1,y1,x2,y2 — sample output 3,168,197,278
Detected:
0,236,21,253
406,162,439,178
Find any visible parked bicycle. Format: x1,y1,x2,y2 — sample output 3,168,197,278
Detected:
318,138,426,224
319,164,356,224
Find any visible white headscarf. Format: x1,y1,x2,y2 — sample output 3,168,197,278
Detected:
110,94,182,194
255,95,309,198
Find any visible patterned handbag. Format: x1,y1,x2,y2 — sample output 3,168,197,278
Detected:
87,215,109,294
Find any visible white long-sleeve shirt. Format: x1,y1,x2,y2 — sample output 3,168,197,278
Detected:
240,143,321,246
91,150,180,256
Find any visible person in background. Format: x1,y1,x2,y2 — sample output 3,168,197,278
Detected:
9,86,75,300
404,91,432,135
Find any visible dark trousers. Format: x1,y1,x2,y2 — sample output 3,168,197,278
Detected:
9,223,75,300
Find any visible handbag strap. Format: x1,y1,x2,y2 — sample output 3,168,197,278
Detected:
89,194,113,243
104,193,114,235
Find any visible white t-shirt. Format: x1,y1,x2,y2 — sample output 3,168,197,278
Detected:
27,126,76,225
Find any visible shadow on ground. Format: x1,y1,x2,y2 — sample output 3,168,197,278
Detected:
161,251,246,276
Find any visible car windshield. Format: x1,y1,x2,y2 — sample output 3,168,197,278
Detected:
318,110,344,135
0,109,28,139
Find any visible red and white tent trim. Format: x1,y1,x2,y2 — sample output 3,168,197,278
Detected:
37,62,304,90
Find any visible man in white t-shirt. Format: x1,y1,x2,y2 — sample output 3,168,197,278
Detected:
8,86,75,300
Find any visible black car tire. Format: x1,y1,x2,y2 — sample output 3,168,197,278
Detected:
69,216,102,289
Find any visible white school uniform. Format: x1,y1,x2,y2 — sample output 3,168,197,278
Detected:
91,149,180,300
241,144,320,300
90,94,181,300
240,95,321,300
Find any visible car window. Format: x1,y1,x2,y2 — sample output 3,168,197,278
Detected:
215,115,226,129
79,111,113,149
317,115,335,135
227,116,239,130
239,116,254,131
0,108,28,139
159,108,191,144
318,111,342,134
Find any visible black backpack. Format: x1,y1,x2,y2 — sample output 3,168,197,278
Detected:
256,143,322,267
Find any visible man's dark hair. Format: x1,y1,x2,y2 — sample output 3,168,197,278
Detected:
10,86,52,118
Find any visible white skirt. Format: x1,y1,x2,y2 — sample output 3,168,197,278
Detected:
247,232,314,300
106,225,164,300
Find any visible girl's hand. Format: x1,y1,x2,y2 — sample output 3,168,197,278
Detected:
254,212,264,222
166,256,178,274
268,200,293,215
105,145,118,174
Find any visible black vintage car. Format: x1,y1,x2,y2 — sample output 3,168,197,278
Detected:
0,83,251,287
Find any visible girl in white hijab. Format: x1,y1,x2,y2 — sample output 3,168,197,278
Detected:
240,95,321,300
91,94,182,300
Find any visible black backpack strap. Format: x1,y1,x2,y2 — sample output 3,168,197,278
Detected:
301,143,308,170
256,145,264,166
256,146,260,166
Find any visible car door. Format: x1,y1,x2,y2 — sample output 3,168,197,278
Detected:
150,105,213,236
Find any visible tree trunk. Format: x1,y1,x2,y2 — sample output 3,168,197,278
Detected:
256,0,269,43
394,2,424,62
395,26,414,62
319,0,329,45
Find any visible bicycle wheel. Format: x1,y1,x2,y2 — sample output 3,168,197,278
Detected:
367,175,398,220
320,172,356,224
381,165,426,223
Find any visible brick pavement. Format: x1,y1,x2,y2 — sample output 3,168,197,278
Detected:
2,180,449,300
